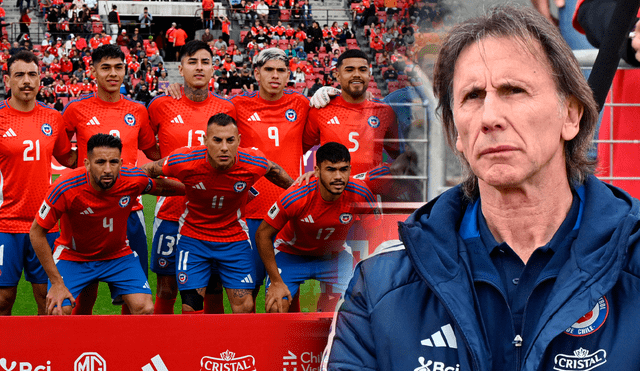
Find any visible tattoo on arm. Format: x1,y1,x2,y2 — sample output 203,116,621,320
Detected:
141,159,165,178
265,161,294,189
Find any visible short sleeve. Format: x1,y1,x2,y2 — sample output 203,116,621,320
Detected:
263,197,289,231
36,186,66,231
52,116,72,157
136,109,157,151
303,107,320,152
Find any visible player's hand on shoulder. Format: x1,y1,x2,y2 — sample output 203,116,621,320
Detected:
309,86,340,109
292,170,315,186
167,83,184,99
265,281,292,313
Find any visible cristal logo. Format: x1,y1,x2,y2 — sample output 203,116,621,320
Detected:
200,350,256,371
0,359,51,371
414,358,460,371
74,352,106,371
553,348,607,371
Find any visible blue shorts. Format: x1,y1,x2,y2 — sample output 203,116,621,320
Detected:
247,218,274,286
266,248,354,298
176,235,256,291
0,232,59,286
150,218,179,275
51,254,151,308
127,210,148,277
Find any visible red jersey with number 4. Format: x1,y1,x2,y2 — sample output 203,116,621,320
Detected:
0,100,72,233
304,96,399,174
231,90,312,220
162,146,269,242
36,167,156,261
265,177,376,256
148,91,237,222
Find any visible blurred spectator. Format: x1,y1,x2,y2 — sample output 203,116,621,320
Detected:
19,8,31,40
256,0,269,24
308,77,323,96
172,24,187,61
42,49,55,64
239,67,255,91
202,0,214,29
41,71,55,86
202,28,214,43
301,0,312,28
54,79,69,97
165,23,176,62
214,36,227,50
221,16,231,45
213,1,227,29
117,29,129,46
292,66,305,83
108,5,120,40
149,51,163,67
383,64,398,81
139,7,153,35
54,98,64,111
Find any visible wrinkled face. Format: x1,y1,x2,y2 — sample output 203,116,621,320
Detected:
204,124,240,170
335,57,370,100
179,49,213,90
85,146,122,190
254,59,288,97
4,60,40,104
315,160,351,197
91,57,125,94
452,37,581,191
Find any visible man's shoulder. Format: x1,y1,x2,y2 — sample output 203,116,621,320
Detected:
47,168,88,203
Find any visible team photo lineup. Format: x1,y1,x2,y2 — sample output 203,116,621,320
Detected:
0,40,407,316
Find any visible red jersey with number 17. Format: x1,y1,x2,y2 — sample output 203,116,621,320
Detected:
162,146,269,242
264,177,376,256
148,91,237,222
231,90,312,220
304,96,399,174
36,166,156,262
0,100,72,233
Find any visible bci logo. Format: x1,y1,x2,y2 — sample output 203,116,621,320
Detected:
0,359,51,371
74,352,106,371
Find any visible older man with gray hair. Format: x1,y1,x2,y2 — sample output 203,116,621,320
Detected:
322,5,640,371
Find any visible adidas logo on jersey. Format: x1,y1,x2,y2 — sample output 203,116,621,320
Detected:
86,117,101,126
170,115,184,124
327,116,341,125
421,324,458,349
2,128,16,137
192,182,206,190
80,207,94,215
247,113,261,121
300,215,315,223
143,281,150,289
241,274,254,284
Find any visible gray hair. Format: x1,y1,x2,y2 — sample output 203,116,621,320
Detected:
254,48,289,69
433,5,598,199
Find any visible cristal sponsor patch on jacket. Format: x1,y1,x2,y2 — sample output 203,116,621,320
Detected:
564,296,608,337
553,348,607,371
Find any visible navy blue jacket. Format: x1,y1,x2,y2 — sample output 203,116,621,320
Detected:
323,176,640,371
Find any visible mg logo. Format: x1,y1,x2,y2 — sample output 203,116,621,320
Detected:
75,352,106,371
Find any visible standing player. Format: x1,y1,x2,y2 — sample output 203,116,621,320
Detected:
0,51,76,315
141,113,294,314
148,40,236,314
63,44,161,314
29,134,185,315
304,49,400,174
256,142,377,313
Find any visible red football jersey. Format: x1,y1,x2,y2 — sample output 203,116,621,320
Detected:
265,177,376,256
0,100,72,233
36,166,156,262
162,146,269,242
63,93,156,166
148,92,237,222
304,96,399,174
231,90,312,220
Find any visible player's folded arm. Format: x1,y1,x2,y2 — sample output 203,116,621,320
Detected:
144,177,185,197
140,158,166,178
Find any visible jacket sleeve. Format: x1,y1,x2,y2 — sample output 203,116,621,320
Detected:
322,262,379,371
576,0,640,66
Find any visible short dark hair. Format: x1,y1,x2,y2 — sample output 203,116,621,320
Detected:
91,44,125,65
7,50,39,74
336,49,369,69
207,113,237,128
87,133,122,154
316,142,350,165
179,40,213,62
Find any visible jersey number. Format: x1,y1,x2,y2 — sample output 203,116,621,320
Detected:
0,244,3,266
178,250,189,270
103,217,113,232
156,234,176,256
212,195,224,209
348,132,359,152
23,140,41,161
188,130,206,147
268,127,280,147
316,227,335,240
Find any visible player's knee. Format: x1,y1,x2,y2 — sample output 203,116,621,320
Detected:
181,289,204,311
0,287,17,314
129,301,154,315
156,276,178,299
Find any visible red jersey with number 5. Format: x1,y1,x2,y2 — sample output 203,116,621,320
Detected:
264,177,376,256
304,96,399,174
162,146,268,242
148,91,237,222
0,100,72,233
36,167,156,262
231,90,312,220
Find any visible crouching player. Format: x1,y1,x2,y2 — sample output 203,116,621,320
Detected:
256,142,378,313
141,113,294,314
29,134,185,315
